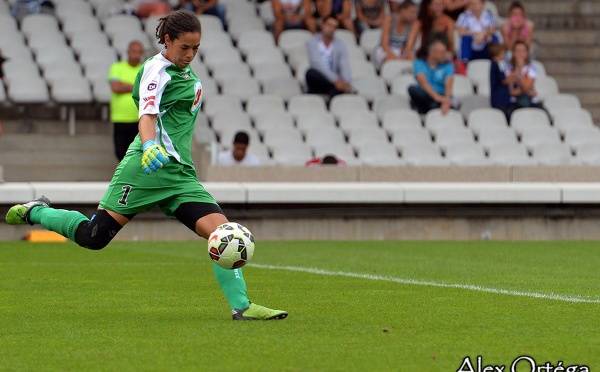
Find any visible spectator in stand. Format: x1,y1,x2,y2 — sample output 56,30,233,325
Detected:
374,0,418,68
177,0,227,28
507,41,543,110
13,0,55,23
305,15,353,97
108,41,145,161
456,0,498,62
404,0,455,60
216,131,261,166
501,1,534,53
272,0,317,43
408,39,456,115
354,0,386,36
135,0,172,18
315,0,356,35
306,154,347,166
443,0,469,20
489,42,518,120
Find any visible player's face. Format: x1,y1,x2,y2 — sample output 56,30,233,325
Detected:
164,32,201,69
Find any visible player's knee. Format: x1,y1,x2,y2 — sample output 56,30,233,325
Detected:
74,210,122,251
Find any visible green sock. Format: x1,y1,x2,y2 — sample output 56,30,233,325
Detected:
29,206,89,242
213,263,250,310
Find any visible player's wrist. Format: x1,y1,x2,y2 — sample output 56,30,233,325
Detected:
142,140,156,152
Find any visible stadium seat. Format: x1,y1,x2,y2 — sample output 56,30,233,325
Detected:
352,77,388,102
218,127,261,148
544,93,581,118
520,127,562,150
211,62,252,85
532,60,547,77
434,126,476,150
270,142,313,166
202,47,243,71
49,76,92,104
198,15,224,32
372,95,411,120
258,1,275,26
574,143,600,165
0,80,7,103
380,60,413,85
476,78,490,97
195,115,217,146
535,76,559,101
452,75,475,99
563,127,600,149
199,32,233,56
90,77,111,104
288,95,327,115
357,143,404,166
70,33,112,58
261,77,302,101
390,75,417,97
510,108,551,135
337,111,380,134
349,60,377,80
390,127,433,147
487,143,537,166
335,29,358,47
262,126,304,147
228,17,266,42
284,44,309,72
278,30,313,56
552,108,594,135
399,143,449,166
329,94,369,117
382,109,422,131
246,47,287,70
348,127,390,148
21,14,61,39
220,77,261,102
7,76,50,103
238,30,276,57
531,143,574,165
305,126,347,147
468,108,508,135
202,95,244,118
424,109,465,134
466,59,490,90
253,111,296,133
211,112,253,138
61,14,102,41
295,112,337,133
199,77,219,98
252,63,293,84
246,95,286,118
459,95,491,118
358,28,381,57
444,143,490,166
477,126,519,148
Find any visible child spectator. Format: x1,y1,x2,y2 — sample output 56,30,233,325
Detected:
488,43,518,120
501,1,534,52
272,0,317,42
456,0,498,62
354,0,386,36
408,39,456,115
374,0,418,68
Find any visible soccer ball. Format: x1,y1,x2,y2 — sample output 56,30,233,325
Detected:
208,222,255,269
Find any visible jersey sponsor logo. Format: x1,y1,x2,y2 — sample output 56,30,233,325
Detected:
190,81,203,113
147,82,157,91
143,95,156,110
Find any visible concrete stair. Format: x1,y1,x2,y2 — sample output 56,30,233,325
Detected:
493,0,600,122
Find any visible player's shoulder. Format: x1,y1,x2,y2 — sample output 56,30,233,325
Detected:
139,53,173,80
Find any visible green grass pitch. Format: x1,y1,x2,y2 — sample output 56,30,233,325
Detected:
0,240,598,371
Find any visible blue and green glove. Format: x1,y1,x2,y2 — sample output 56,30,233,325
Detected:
142,140,170,174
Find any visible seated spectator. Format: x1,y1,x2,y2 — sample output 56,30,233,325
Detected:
374,0,418,68
354,0,386,36
177,0,227,28
13,0,55,23
506,41,543,110
488,43,518,120
408,40,456,115
272,0,317,43
443,0,469,20
136,0,171,18
456,0,498,62
305,15,353,97
315,0,356,35
306,154,347,166
216,131,261,166
405,0,456,60
501,1,534,53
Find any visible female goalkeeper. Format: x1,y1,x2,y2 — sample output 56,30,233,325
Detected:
5,10,287,321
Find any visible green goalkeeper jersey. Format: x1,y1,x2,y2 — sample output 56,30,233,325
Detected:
130,52,203,167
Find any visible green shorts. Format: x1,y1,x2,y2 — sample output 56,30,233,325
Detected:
99,151,219,219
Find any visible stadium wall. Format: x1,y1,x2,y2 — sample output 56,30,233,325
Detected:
3,182,600,241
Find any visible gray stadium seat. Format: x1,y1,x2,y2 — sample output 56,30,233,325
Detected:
202,95,244,118
434,126,476,150
295,112,337,133
211,112,253,138
563,127,600,149
237,30,276,57
271,142,313,166
459,95,491,118
466,59,490,90
278,30,313,56
348,127,390,148
535,76,559,101
390,127,433,147
349,60,377,80
468,108,508,135
220,77,261,102
246,95,286,118
262,126,304,147
352,77,388,102
211,62,252,85
424,109,465,134
288,94,327,115
487,143,537,166
337,111,380,134
90,77,111,104
199,15,224,32
452,75,475,99
246,47,287,70
574,143,600,165
252,63,293,84
228,18,266,42
261,77,302,101
357,143,404,166
477,126,519,148
305,126,347,147
329,94,369,117
400,143,449,166
520,127,562,150
50,76,93,103
510,108,551,135
380,60,413,85
382,109,422,131
444,143,490,166
372,95,411,120
552,109,594,135
358,28,381,57
531,143,574,165
253,111,296,133
8,76,50,103
390,75,417,97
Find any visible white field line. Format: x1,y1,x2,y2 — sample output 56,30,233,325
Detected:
248,263,600,304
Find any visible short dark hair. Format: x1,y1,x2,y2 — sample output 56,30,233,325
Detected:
488,43,504,58
321,155,339,164
156,10,202,46
233,131,250,145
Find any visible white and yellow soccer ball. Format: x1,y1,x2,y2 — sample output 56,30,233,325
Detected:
208,222,255,269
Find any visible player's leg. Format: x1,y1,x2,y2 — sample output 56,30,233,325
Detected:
172,201,288,320
5,197,129,250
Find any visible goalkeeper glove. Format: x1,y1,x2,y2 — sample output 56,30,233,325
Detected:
141,140,170,174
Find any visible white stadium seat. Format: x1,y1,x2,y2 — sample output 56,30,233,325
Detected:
288,94,327,115
510,108,551,135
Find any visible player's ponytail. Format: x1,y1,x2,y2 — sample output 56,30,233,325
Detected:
156,9,202,46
